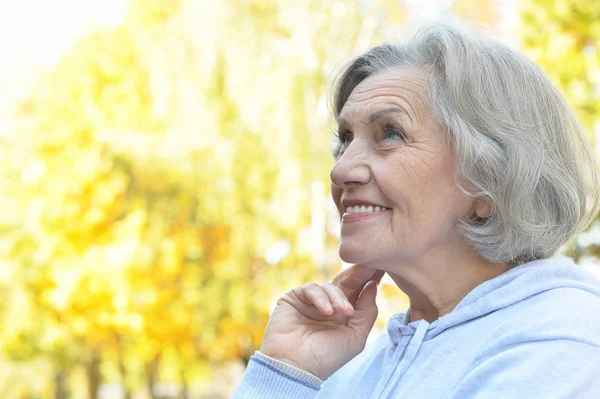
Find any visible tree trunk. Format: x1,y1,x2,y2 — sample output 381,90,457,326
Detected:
118,352,132,399
85,351,101,399
53,368,69,399
116,334,132,399
179,365,188,399
145,353,161,399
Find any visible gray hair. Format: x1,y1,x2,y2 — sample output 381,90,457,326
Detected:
332,24,600,267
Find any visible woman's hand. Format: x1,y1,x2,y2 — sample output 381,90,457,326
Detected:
260,264,385,380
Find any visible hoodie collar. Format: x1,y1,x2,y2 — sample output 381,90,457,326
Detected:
387,310,430,345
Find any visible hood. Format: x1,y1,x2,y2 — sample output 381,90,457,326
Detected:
386,256,600,345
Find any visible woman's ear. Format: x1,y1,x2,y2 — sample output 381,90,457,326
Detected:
474,198,492,219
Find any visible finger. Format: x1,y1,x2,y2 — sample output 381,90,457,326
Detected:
356,280,379,311
371,269,385,284
321,283,354,316
294,283,334,316
332,264,378,297
349,281,379,337
347,269,385,306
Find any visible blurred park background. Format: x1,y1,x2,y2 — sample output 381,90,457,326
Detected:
1,0,600,398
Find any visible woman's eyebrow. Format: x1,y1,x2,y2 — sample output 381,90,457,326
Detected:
336,116,350,127
368,107,407,123
336,106,408,126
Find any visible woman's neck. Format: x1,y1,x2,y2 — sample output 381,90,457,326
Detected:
386,250,508,323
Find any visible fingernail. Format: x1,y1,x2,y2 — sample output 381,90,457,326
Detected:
326,303,334,313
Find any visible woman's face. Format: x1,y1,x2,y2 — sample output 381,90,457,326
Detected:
330,66,478,269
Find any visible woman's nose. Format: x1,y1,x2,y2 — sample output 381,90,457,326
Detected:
330,140,371,189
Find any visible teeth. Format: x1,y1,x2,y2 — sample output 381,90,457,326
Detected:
345,205,388,213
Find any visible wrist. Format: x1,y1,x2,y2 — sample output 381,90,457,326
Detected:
255,351,325,384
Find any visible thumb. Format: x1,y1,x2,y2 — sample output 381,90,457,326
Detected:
349,281,379,336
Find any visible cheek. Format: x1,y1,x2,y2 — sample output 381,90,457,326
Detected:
420,180,475,229
381,152,467,220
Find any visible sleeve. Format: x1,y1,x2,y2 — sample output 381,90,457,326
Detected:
449,339,600,398
231,351,323,399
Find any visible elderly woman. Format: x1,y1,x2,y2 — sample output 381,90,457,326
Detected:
233,24,600,398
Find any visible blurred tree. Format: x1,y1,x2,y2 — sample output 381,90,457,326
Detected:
520,0,600,134
1,1,178,397
519,0,600,259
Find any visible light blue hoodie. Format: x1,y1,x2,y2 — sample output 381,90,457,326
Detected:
233,257,600,398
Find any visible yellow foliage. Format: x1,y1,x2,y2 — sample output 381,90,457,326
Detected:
519,0,600,134
453,0,500,29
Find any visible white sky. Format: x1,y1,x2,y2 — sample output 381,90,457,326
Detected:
0,0,128,71
0,0,129,134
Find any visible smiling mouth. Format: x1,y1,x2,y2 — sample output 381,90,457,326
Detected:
342,205,391,223
345,205,390,213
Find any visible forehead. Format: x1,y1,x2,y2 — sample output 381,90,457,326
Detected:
339,66,429,121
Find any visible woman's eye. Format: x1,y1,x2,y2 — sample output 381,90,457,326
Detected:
383,126,405,141
339,130,353,144
332,130,353,157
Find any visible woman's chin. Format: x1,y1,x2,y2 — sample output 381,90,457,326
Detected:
339,243,372,265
